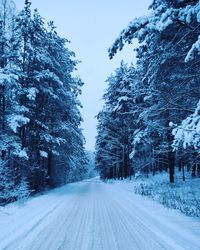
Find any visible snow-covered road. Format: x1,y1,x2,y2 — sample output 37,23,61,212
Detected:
0,178,200,250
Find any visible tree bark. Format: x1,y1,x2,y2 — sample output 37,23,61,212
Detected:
168,150,175,183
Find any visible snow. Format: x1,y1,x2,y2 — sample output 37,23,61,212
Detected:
172,101,200,151
27,87,39,101
7,115,30,133
132,172,200,217
39,150,48,158
0,178,200,250
185,36,200,62
18,148,28,160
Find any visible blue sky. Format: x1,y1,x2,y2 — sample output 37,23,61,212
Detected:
15,0,151,151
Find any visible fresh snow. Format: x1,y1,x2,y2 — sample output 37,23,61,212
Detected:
0,178,200,250
131,172,200,217
27,87,39,101
7,115,30,133
172,101,200,151
39,150,48,158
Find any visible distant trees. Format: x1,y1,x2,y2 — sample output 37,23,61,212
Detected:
85,150,97,178
96,0,200,182
96,62,137,180
0,0,87,205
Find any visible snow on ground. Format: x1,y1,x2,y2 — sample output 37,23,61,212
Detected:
131,172,200,217
0,177,200,250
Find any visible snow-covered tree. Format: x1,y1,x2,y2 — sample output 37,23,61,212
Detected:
0,0,30,204
108,0,200,182
172,101,200,151
0,1,87,204
96,62,137,179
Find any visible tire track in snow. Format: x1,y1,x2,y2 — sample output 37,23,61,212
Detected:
1,200,64,250
1,184,87,250
97,183,166,250
28,183,92,250
108,184,200,250
104,194,169,250
1,179,200,250
92,186,119,250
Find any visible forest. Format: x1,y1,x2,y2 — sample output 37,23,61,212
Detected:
95,0,200,183
0,0,200,207
0,0,88,205
0,1,200,248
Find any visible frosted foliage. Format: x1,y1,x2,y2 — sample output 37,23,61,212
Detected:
0,72,12,85
40,151,48,158
178,2,200,61
0,71,18,86
130,129,149,158
18,149,28,160
42,134,67,145
155,9,173,32
172,101,200,151
36,70,63,87
27,87,39,101
133,130,145,145
11,143,29,159
14,179,31,203
185,36,200,62
109,1,200,62
7,115,30,133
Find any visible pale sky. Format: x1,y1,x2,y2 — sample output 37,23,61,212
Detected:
15,0,151,151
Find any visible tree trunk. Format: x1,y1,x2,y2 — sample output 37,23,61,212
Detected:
47,153,52,187
182,164,185,181
113,163,116,179
166,121,175,183
2,86,5,131
169,150,175,183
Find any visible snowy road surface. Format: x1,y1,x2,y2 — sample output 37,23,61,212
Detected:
0,178,200,250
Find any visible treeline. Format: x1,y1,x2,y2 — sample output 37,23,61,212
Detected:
0,0,87,205
95,0,200,182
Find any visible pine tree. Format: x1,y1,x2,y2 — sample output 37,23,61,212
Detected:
96,62,137,179
0,1,87,204
108,0,200,182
